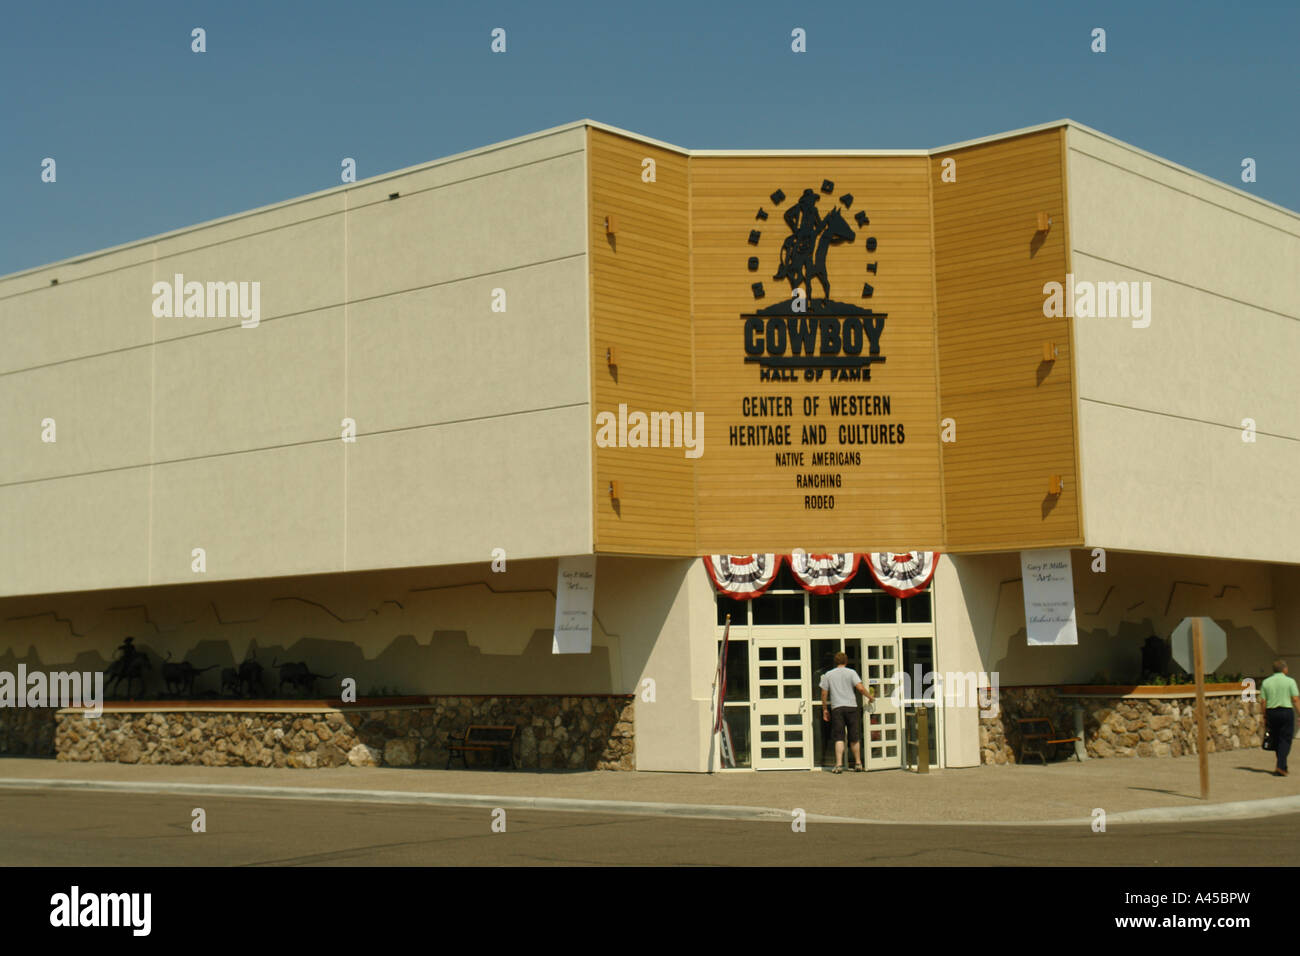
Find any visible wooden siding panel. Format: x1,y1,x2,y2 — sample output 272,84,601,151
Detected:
589,129,696,555
690,156,944,554
932,129,1083,551
587,124,1081,558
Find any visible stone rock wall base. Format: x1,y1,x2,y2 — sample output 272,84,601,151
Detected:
38,697,635,770
980,688,1259,765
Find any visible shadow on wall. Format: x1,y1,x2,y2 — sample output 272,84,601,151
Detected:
992,620,1276,685
957,550,1282,685
0,563,635,698
0,633,615,699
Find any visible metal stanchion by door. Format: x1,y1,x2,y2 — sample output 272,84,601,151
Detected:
916,706,930,774
905,705,931,773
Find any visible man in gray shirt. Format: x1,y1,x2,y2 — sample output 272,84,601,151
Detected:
820,651,875,773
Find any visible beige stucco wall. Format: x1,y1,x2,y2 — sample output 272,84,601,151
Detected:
938,549,1281,693
0,558,610,694
1066,126,1300,562
0,127,593,597
0,554,720,769
1272,564,1300,661
0,555,704,696
933,554,992,768
596,557,716,772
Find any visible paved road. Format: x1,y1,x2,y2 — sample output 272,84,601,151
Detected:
2,789,1297,865
6,750,1293,824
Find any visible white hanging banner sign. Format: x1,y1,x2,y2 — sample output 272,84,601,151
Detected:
552,556,596,654
866,551,938,598
1020,549,1078,646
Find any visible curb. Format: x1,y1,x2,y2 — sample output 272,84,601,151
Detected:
3,777,1300,826
1099,795,1300,825
0,778,822,823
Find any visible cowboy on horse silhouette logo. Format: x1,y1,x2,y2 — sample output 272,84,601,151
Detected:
773,188,857,302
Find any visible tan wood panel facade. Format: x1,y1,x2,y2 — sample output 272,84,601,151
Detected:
588,129,696,554
690,156,943,553
589,125,1082,556
932,129,1083,550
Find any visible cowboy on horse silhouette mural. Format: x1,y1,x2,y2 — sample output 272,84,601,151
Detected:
773,188,855,304
105,635,151,699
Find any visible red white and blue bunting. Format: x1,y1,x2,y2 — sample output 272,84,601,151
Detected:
704,551,940,599
865,551,938,598
789,552,860,595
703,554,784,599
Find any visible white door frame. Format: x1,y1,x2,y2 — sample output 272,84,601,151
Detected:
710,576,938,771
750,633,813,770
845,627,903,770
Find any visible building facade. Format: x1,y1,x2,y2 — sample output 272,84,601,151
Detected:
1,119,1297,771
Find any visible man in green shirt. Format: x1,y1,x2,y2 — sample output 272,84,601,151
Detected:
1259,660,1300,777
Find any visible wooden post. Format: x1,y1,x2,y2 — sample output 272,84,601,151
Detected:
1193,618,1209,800
709,614,731,773
917,706,930,774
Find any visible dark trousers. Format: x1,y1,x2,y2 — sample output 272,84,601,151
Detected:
1268,708,1295,771
830,706,861,746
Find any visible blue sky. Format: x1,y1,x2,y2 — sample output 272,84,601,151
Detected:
3,0,1296,275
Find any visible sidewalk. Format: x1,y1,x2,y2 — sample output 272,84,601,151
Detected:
2,748,1298,825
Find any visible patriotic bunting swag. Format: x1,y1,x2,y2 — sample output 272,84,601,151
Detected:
703,554,783,599
788,552,860,595
704,551,939,598
865,551,938,598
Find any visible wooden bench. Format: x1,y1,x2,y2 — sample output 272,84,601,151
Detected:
447,725,517,770
1015,717,1081,765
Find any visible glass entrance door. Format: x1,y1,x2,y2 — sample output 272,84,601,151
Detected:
714,562,936,771
751,637,812,770
856,634,903,770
